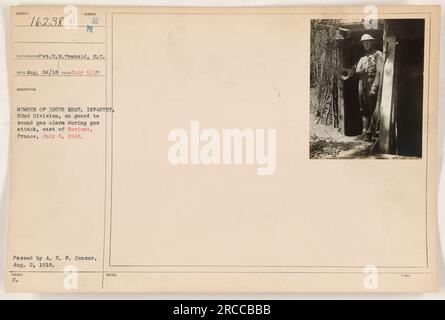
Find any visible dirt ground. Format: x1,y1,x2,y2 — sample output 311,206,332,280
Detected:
310,113,377,159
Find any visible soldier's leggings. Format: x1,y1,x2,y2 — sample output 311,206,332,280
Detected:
358,77,378,137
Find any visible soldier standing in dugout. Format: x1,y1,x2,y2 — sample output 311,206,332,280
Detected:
344,33,384,142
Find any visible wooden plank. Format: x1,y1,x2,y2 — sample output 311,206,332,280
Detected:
378,35,396,153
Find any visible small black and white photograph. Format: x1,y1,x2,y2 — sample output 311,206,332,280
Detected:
310,19,425,159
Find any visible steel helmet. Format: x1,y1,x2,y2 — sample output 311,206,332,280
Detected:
360,34,375,41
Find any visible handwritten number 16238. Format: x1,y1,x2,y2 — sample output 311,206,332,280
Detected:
30,16,64,27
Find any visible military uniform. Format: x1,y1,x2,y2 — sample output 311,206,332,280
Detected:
355,36,384,141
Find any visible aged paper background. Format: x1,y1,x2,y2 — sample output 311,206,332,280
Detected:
3,4,442,293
